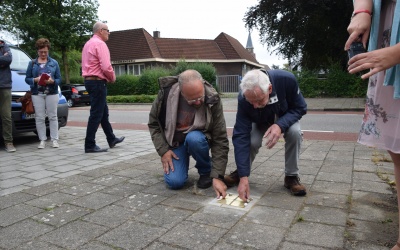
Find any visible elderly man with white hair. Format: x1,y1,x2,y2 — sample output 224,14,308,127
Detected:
225,69,307,201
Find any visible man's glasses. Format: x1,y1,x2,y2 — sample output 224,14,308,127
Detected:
184,95,205,105
38,50,48,54
101,28,110,33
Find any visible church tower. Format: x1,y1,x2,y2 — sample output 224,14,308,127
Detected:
246,32,255,58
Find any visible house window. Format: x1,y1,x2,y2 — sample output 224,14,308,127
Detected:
113,65,126,76
127,64,145,75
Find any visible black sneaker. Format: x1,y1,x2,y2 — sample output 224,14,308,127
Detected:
197,174,212,189
223,170,239,187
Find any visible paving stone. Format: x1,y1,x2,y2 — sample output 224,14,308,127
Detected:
353,171,385,182
0,204,43,226
77,241,115,250
115,192,169,211
223,221,284,249
0,177,32,188
60,183,106,196
144,241,184,250
257,191,305,210
14,241,64,250
69,192,122,209
24,192,77,209
21,182,69,196
98,220,167,249
280,241,325,250
304,193,349,209
187,205,245,229
135,204,193,229
88,174,129,186
243,205,297,228
129,173,164,186
112,168,148,178
159,221,228,249
100,182,147,197
22,170,58,180
0,192,36,209
349,203,397,223
53,174,94,186
38,220,108,249
300,206,347,225
316,171,352,183
286,222,345,249
0,219,53,249
310,180,351,195
160,194,206,211
82,204,140,228
32,203,92,227
0,170,26,180
79,166,118,178
353,179,393,194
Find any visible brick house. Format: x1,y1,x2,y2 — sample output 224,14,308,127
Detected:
106,28,264,77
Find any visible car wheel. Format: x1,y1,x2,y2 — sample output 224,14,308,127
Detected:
67,98,74,107
85,102,90,106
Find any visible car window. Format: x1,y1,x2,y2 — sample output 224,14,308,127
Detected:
9,46,31,71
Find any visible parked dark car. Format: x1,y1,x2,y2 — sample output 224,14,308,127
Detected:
61,84,90,107
1,43,69,135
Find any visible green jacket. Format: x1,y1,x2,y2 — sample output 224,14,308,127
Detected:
148,76,229,179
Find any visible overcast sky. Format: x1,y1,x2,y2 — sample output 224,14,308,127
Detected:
97,0,287,67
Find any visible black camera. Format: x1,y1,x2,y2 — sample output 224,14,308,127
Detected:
348,42,366,59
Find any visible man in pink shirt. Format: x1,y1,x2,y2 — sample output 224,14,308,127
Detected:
82,21,124,153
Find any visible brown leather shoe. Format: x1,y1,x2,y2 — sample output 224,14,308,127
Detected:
224,170,240,187
284,176,307,196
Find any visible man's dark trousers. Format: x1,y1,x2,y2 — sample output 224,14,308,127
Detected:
84,80,115,149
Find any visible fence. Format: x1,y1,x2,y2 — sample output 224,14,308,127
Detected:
216,75,241,93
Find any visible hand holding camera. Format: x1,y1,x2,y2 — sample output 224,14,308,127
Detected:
348,42,366,60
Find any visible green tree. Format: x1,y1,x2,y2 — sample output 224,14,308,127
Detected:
244,0,354,70
0,0,98,84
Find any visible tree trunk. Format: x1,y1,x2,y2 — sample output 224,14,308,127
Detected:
61,47,69,84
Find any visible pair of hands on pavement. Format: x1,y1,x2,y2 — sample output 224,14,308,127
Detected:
345,12,400,78
161,150,228,199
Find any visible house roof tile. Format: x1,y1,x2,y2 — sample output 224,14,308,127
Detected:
106,28,259,64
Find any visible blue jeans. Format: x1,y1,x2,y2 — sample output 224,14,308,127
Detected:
165,130,212,189
84,80,116,149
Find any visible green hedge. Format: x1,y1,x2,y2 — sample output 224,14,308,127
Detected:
136,67,172,95
295,63,368,97
107,95,156,103
107,75,140,96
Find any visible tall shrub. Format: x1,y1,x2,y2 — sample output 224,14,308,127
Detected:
107,75,139,96
171,60,217,87
137,67,172,95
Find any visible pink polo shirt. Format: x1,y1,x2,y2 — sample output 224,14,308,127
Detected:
81,34,116,83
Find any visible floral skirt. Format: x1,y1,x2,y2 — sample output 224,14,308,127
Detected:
358,0,400,153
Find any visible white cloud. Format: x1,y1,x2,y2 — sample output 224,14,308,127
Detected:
97,0,287,67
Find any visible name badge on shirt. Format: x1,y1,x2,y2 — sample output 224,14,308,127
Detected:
269,95,278,104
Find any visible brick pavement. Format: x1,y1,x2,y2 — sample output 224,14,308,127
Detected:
0,98,398,249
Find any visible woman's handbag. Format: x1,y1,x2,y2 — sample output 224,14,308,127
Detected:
17,91,35,115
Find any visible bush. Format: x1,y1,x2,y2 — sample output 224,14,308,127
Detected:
107,95,156,103
136,67,172,95
171,60,217,87
107,75,140,96
295,62,368,97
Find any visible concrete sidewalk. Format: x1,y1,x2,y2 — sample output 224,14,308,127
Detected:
0,97,397,250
